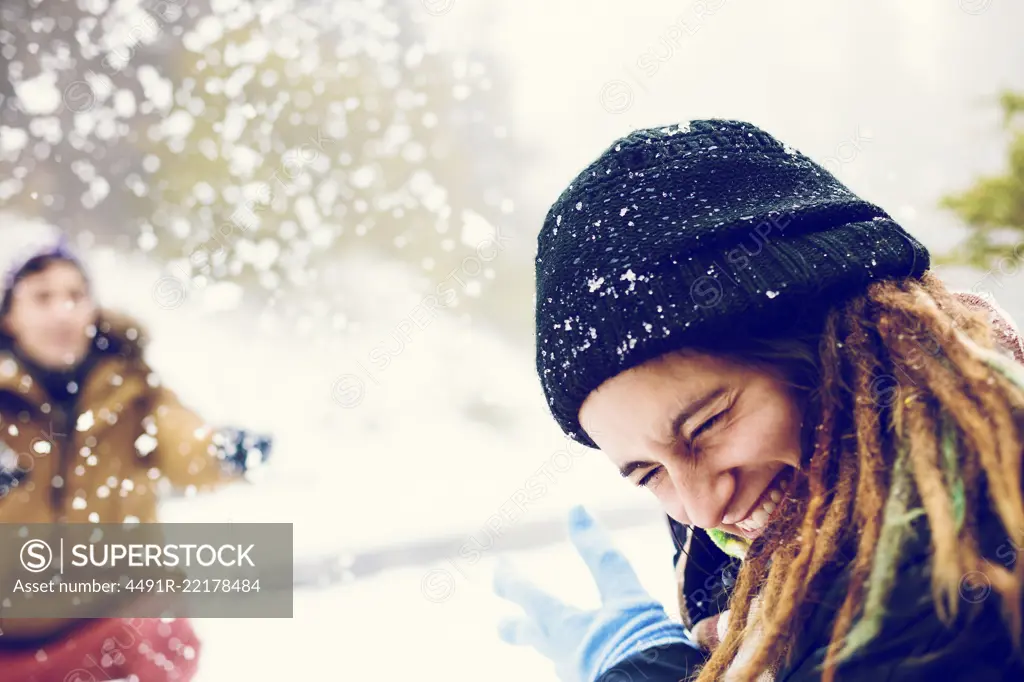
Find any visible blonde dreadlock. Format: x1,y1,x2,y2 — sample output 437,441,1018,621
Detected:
690,272,1024,682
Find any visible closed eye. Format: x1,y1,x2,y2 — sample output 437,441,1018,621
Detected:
691,410,726,443
636,411,729,489
637,466,662,488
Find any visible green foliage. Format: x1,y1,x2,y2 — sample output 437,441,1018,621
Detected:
939,91,1024,268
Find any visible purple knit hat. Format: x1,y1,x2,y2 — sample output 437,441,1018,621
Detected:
1,232,84,305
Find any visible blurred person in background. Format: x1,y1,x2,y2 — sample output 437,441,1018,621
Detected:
0,231,272,682
495,120,1024,681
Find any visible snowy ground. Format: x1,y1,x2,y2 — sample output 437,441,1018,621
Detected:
190,521,681,682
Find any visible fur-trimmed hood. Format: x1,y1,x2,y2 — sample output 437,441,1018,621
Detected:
954,291,1024,365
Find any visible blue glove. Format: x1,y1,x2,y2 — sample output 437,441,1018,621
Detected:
212,427,272,476
494,505,699,682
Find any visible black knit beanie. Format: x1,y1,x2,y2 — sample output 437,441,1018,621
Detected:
535,119,930,448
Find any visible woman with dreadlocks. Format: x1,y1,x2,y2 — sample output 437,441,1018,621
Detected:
492,120,1024,681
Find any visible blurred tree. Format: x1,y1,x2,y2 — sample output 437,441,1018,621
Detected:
140,0,528,332
0,0,202,238
940,91,1024,268
1,0,533,337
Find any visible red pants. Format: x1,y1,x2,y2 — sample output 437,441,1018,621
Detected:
0,617,200,682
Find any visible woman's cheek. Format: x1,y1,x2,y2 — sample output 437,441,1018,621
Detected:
760,389,804,450
759,410,803,467
652,475,688,522
734,408,793,465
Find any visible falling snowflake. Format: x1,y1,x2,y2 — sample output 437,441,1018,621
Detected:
77,410,95,432
135,434,158,457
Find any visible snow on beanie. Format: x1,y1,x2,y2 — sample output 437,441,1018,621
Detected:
535,119,930,447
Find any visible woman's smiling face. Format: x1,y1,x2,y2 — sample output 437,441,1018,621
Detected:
579,350,805,540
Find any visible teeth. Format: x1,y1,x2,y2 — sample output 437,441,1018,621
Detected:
733,476,793,532
736,487,784,530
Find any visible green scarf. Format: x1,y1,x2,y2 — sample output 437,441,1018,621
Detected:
706,527,753,561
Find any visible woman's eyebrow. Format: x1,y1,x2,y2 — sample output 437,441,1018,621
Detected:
619,460,655,478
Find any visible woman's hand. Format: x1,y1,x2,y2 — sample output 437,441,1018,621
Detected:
493,505,699,682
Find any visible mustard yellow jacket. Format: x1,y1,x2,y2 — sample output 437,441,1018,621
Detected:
0,310,239,639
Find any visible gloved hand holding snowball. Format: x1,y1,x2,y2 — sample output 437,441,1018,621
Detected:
493,505,699,682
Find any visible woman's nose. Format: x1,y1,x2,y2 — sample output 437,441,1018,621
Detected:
667,461,734,529
54,298,77,316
